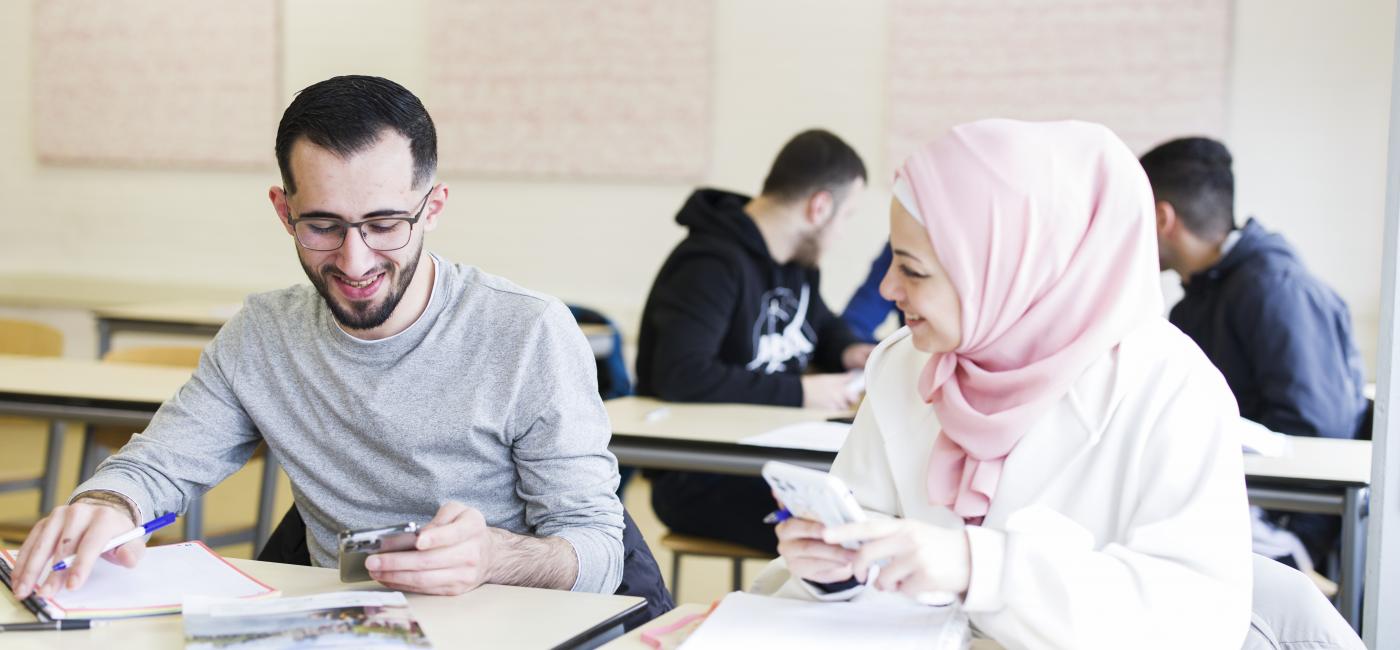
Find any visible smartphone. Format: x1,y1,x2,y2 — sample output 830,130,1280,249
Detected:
338,522,421,583
761,461,866,550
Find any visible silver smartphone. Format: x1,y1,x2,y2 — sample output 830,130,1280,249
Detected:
338,522,421,583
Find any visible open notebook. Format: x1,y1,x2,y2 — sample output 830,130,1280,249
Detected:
0,541,278,619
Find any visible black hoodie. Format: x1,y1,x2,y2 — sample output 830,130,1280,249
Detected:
1170,218,1368,439
635,188,860,406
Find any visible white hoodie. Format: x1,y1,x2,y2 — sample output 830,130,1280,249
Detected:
755,319,1252,649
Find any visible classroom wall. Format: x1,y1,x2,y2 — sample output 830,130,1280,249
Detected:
0,0,1393,374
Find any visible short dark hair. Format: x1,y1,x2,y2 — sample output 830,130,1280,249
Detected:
275,75,437,195
760,129,867,204
1139,137,1235,241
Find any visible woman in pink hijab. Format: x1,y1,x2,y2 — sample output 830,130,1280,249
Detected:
763,120,1253,647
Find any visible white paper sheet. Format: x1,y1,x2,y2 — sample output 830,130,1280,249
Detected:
4,541,277,618
739,421,852,453
1238,418,1293,457
681,591,969,650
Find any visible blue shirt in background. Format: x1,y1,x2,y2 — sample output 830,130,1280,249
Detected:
842,243,900,342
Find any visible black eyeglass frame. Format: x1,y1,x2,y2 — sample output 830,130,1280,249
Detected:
286,185,437,252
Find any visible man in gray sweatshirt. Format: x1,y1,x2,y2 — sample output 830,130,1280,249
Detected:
11,76,624,600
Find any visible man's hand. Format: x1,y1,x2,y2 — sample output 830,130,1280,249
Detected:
842,343,877,371
12,496,143,600
365,501,580,595
366,502,497,596
802,373,859,410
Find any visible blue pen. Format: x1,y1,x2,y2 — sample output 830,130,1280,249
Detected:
762,508,792,525
52,512,177,572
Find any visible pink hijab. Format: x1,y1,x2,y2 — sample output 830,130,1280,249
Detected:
896,120,1162,521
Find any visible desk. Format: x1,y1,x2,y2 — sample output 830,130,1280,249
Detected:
0,355,267,547
1242,437,1371,630
605,397,1374,631
91,301,617,358
605,397,847,475
0,355,191,427
606,602,1004,649
0,275,615,358
92,301,239,356
0,557,644,649
0,274,250,312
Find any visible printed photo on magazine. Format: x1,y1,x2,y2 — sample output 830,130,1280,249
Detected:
184,591,432,649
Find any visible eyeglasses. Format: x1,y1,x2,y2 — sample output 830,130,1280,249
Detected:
287,186,436,252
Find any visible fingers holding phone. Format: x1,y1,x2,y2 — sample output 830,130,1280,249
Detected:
775,517,856,583
362,501,497,596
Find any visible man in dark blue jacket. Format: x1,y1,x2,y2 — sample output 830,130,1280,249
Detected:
1141,137,1369,569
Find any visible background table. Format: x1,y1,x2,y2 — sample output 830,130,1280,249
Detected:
0,274,249,312
605,396,1374,630
92,301,617,358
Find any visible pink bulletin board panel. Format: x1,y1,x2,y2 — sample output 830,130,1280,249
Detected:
888,0,1231,168
427,0,712,181
33,0,280,169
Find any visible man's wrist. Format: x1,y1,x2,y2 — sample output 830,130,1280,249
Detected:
482,527,577,590
483,526,510,585
73,490,139,526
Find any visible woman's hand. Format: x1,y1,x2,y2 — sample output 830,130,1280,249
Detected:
776,517,857,584
823,519,971,598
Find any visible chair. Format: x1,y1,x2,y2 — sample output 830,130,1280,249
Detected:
569,304,640,497
661,531,776,595
568,304,632,400
0,319,66,543
79,346,281,552
1356,398,1374,441
1244,554,1364,649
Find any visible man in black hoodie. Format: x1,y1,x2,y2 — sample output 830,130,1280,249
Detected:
636,129,875,554
1142,136,1369,571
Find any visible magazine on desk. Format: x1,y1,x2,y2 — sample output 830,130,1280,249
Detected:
184,591,432,649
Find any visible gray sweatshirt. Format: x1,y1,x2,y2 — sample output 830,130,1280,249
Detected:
76,255,624,593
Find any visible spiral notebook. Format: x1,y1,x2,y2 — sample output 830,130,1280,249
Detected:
0,541,278,619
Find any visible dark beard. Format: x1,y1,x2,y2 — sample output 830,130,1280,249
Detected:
300,238,423,330
791,229,822,268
